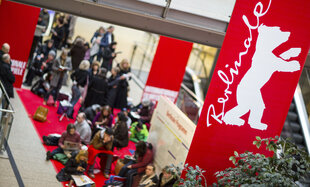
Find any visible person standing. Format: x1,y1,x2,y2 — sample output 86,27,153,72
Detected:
51,17,65,49
115,59,131,109
43,49,72,106
0,43,10,64
101,42,117,71
70,38,86,70
83,68,108,108
0,54,15,98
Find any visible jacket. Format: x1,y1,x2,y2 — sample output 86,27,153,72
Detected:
90,130,113,150
131,148,154,173
0,62,15,98
50,57,72,87
64,155,87,175
113,121,129,148
130,122,149,143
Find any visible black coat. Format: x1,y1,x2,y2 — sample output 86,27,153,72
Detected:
37,45,56,61
114,66,130,109
70,43,86,70
64,157,87,175
71,69,89,87
84,76,108,107
51,25,65,49
113,121,129,148
0,62,15,98
106,75,121,108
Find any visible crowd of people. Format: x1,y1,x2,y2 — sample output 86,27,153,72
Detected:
0,10,180,187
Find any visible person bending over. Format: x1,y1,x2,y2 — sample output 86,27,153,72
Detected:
92,105,113,137
46,124,81,160
130,121,149,143
138,164,158,187
87,128,114,179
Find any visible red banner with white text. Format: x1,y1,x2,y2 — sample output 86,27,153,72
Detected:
185,0,310,183
0,0,40,88
142,36,193,103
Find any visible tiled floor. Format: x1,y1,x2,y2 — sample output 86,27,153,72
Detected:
0,76,143,186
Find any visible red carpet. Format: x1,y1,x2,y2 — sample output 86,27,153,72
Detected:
17,89,136,187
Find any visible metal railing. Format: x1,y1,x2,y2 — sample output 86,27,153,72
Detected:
0,81,15,155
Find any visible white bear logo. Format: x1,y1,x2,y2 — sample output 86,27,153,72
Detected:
223,25,301,130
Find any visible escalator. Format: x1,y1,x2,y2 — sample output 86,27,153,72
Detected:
281,89,310,186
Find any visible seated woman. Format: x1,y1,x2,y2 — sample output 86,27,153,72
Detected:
56,150,88,183
130,121,149,143
87,128,114,179
92,105,113,137
113,112,129,149
31,73,53,97
46,124,81,161
118,141,154,187
157,166,178,187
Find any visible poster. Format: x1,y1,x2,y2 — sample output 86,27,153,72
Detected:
185,0,310,183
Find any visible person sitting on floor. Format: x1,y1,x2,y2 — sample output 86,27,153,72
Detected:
74,112,92,145
83,104,101,124
130,121,149,143
113,112,129,149
46,124,81,161
157,166,178,187
31,73,53,97
138,164,158,187
118,141,154,187
87,128,114,179
92,105,113,137
56,150,88,183
23,50,56,86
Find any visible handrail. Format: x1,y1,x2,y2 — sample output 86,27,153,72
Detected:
294,84,310,154
0,108,14,113
180,83,204,106
0,81,14,112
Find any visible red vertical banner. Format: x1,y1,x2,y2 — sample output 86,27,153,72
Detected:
185,0,310,184
0,0,40,88
142,36,193,103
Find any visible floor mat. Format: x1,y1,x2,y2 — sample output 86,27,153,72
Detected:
17,89,136,187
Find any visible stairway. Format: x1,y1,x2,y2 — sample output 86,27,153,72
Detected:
281,99,310,186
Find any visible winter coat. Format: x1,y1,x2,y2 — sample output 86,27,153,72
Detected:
0,62,15,98
106,75,121,108
51,25,65,49
157,173,177,187
90,130,113,151
84,76,108,107
71,69,89,87
70,43,86,70
113,121,129,148
114,65,131,109
50,57,72,87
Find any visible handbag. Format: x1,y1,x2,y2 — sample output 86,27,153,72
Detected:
46,95,54,105
33,106,48,122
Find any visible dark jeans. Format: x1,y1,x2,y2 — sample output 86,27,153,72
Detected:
51,147,64,157
88,153,113,174
66,85,80,117
118,160,138,187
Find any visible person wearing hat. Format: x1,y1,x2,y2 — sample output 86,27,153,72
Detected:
138,98,154,124
87,128,114,179
23,50,56,86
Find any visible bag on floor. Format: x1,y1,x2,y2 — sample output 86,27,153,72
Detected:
33,106,48,122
